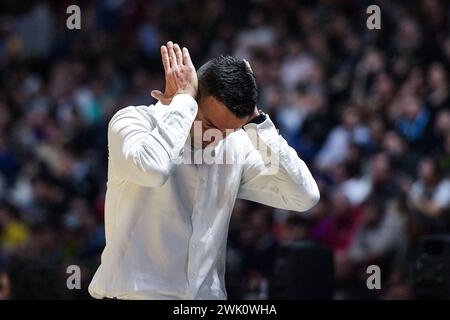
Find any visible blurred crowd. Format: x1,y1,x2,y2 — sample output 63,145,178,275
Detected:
0,0,449,299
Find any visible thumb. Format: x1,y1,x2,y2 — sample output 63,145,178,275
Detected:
150,90,164,101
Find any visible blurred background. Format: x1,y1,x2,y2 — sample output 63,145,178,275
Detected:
0,0,449,300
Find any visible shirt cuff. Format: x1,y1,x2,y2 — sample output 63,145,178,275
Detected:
243,113,272,132
171,93,198,120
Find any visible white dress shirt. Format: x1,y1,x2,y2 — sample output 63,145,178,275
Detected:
88,94,320,300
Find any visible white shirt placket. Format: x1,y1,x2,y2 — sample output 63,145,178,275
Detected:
185,163,207,297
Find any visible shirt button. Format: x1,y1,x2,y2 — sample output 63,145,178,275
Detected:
200,177,206,184
191,243,197,249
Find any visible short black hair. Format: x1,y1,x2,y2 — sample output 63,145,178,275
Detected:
197,55,257,118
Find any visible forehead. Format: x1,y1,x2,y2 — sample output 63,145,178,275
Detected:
200,96,249,130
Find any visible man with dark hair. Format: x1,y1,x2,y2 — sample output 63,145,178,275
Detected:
196,55,258,118
89,41,319,299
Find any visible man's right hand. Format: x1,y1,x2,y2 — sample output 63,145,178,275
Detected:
151,41,198,105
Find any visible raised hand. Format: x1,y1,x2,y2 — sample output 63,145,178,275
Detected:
151,41,198,105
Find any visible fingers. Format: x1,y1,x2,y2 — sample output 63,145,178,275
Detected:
182,47,193,67
167,41,178,69
162,41,192,68
243,59,253,73
174,43,183,66
161,45,170,72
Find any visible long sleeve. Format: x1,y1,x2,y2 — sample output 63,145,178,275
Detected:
108,94,198,187
237,115,320,212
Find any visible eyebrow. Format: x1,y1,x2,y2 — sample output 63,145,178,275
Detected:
205,117,246,132
205,118,222,131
